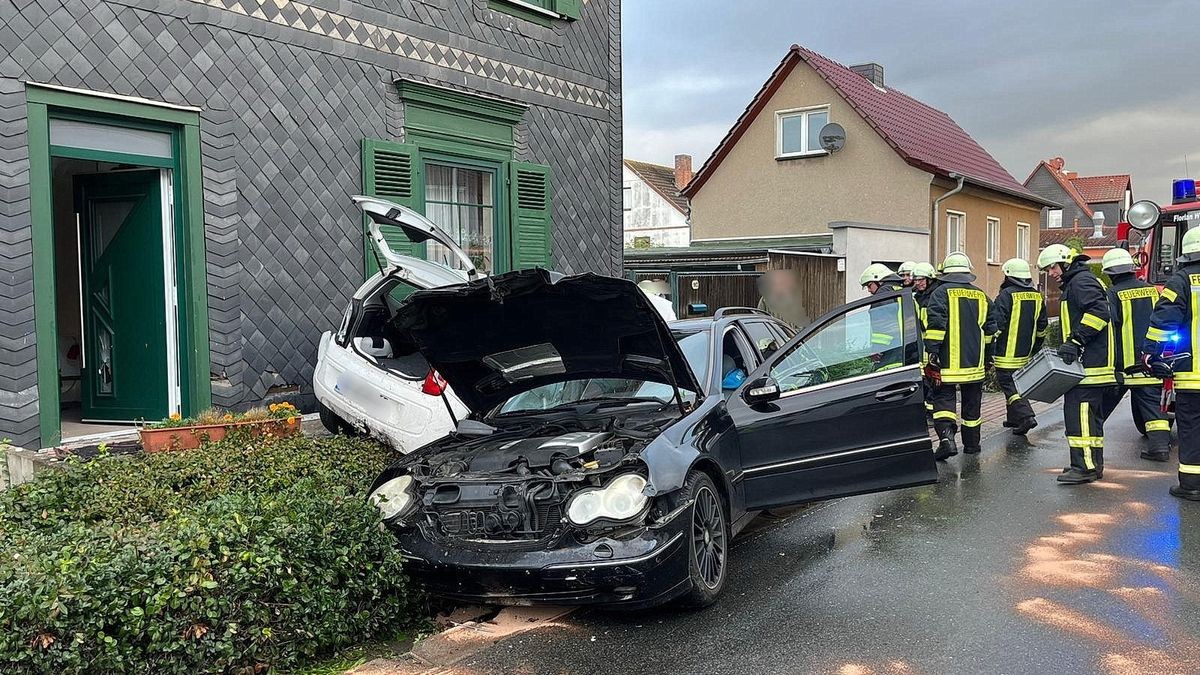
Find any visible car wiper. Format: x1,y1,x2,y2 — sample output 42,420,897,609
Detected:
548,396,667,411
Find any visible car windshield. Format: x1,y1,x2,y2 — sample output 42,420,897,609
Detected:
495,329,709,414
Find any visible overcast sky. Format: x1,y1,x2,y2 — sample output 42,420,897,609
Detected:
622,0,1200,205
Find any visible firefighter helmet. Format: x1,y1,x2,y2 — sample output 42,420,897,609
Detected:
1180,226,1200,263
941,251,973,274
898,261,917,276
1100,247,1136,274
911,262,936,280
859,262,895,287
1001,258,1033,280
1037,243,1075,270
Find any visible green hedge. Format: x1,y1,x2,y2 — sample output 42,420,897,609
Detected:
0,435,415,674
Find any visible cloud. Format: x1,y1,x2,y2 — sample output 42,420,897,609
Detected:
624,122,731,167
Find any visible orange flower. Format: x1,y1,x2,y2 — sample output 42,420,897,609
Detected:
287,416,297,425
169,413,181,421
223,413,233,421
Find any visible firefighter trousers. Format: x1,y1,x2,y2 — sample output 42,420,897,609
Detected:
1064,386,1111,473
1101,385,1172,456
994,368,1035,425
931,381,983,449
1178,392,1200,491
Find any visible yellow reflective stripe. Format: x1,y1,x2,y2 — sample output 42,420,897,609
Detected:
941,368,986,383
1005,297,1023,358
1179,464,1200,475
949,292,960,371
961,418,982,428
924,402,934,411
1146,326,1170,342
876,362,903,371
1161,287,1179,303
994,356,1030,369
933,411,958,421
871,332,894,345
1080,374,1118,386
1083,447,1096,470
926,329,946,341
1145,420,1171,432
1007,393,1022,404
1060,302,1071,342
1120,296,1136,371
1035,329,1048,338
984,334,994,344
1081,313,1107,331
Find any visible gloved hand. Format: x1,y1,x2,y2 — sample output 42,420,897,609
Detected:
1057,339,1081,365
1144,354,1174,379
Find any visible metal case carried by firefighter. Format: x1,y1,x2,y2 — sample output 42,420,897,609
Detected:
1013,349,1085,402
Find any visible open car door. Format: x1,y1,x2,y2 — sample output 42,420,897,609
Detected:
726,290,936,510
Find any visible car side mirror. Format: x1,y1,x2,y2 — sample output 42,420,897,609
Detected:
354,336,394,358
742,376,780,405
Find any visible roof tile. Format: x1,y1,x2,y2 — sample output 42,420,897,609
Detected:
624,159,688,214
1069,174,1131,203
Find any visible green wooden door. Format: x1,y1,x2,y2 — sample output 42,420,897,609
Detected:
76,170,169,422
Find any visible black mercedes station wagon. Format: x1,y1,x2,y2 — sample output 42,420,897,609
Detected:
367,269,935,609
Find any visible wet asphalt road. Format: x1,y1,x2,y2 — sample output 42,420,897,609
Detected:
454,403,1200,675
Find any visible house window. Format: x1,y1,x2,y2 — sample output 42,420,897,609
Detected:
776,107,830,158
1048,209,1063,229
986,217,1000,263
489,0,580,24
946,211,965,255
425,163,496,275
1016,222,1030,260
623,185,633,211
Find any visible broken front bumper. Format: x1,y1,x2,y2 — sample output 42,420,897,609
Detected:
394,517,691,609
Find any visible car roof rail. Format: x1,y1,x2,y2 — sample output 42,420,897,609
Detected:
713,307,769,319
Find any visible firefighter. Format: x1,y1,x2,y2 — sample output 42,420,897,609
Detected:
924,252,995,459
912,262,939,419
1143,226,1200,500
990,258,1048,436
898,261,918,287
1037,244,1117,485
1100,247,1171,461
860,263,905,369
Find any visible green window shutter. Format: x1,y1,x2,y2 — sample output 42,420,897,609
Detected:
361,138,423,278
508,161,553,270
554,0,581,20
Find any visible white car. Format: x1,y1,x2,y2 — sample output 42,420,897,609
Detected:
314,195,679,453
313,196,478,452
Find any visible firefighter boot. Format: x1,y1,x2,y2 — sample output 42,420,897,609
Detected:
1012,416,1039,436
934,433,958,461
1059,446,1102,484
1170,473,1200,502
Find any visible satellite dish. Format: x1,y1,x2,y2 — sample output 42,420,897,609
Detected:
818,122,846,153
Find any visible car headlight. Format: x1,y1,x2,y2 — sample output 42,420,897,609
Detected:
369,475,417,523
566,473,649,526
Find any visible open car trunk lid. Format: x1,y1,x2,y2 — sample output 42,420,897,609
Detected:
354,195,479,289
393,269,703,413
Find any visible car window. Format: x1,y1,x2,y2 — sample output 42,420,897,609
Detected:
769,296,908,394
742,320,782,359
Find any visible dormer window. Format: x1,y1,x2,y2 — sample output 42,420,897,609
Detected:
776,106,830,158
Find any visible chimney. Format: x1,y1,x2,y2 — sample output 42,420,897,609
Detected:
1064,171,1078,180
1090,212,1106,239
849,63,885,87
674,154,693,191
1048,157,1065,171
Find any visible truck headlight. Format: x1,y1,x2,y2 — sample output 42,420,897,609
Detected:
566,473,649,526
370,475,417,523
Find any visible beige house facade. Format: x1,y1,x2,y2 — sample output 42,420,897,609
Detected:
683,45,1054,298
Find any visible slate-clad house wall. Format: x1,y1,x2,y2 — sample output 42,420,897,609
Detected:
1024,165,1093,230
0,0,622,448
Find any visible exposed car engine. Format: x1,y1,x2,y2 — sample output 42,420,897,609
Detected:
399,422,662,543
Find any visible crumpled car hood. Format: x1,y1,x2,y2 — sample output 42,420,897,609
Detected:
393,269,701,413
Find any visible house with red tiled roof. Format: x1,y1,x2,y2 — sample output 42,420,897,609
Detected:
623,156,691,248
1023,157,1135,256
682,44,1057,298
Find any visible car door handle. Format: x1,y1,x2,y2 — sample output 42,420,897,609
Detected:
875,383,918,401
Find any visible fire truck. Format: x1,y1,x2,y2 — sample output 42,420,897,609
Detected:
1118,178,1200,286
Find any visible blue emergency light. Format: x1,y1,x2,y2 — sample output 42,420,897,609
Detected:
1172,178,1197,204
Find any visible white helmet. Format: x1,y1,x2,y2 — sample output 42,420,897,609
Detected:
897,261,917,276
1181,226,1200,263
1100,248,1135,275
859,263,895,287
941,251,972,274
1037,244,1075,270
911,262,937,280
1001,258,1033,280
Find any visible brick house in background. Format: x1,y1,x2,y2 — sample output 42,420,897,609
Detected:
1024,157,1135,257
0,0,622,448
623,155,691,248
682,44,1056,300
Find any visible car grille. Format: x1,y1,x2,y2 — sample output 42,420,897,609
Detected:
431,501,564,540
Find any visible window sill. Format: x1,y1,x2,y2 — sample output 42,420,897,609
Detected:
775,151,829,162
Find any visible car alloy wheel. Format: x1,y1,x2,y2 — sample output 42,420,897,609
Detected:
692,485,726,589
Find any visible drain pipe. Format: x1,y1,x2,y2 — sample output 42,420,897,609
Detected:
930,172,965,262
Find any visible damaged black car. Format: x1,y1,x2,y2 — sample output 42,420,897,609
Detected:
367,269,937,608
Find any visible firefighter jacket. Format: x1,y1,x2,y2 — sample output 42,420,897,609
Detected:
1144,260,1200,391
1107,273,1161,386
923,272,995,384
989,278,1048,370
868,285,906,369
1058,259,1116,386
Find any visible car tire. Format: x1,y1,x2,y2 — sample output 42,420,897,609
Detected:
676,471,730,609
318,402,353,436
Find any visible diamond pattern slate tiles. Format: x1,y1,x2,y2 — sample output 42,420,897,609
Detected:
0,0,620,448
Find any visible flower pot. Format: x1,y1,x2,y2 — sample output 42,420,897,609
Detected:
139,418,301,453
